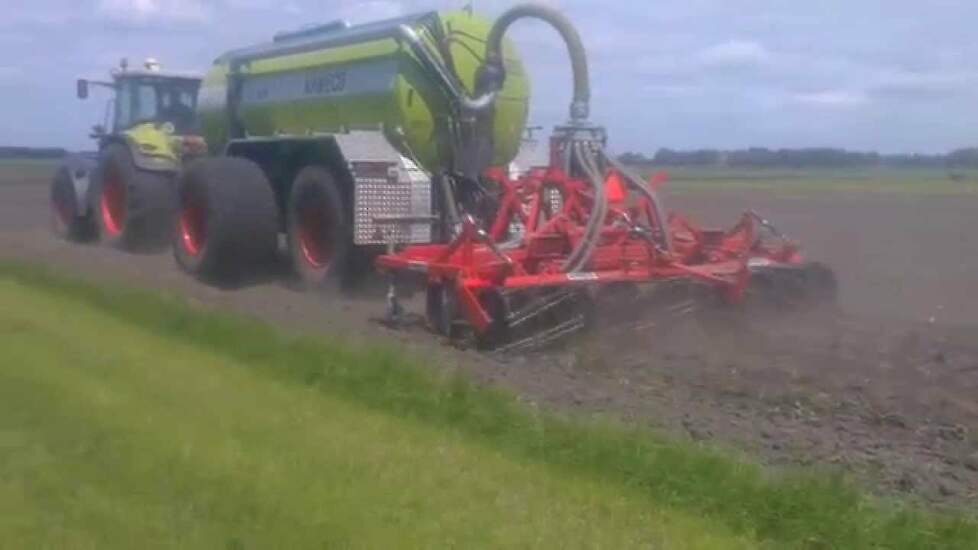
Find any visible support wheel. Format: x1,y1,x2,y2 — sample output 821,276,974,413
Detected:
173,157,279,283
425,282,456,338
50,164,96,242
802,261,838,304
93,143,175,251
287,166,354,289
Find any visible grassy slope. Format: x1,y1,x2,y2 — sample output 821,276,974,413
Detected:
0,261,976,548
0,279,748,549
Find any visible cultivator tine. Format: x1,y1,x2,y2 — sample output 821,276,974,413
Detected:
505,289,578,328
495,313,588,354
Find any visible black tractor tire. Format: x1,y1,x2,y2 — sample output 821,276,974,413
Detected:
50,164,96,242
92,143,175,251
287,166,356,288
173,157,279,283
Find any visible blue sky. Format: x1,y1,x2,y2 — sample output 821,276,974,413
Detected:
1,0,977,153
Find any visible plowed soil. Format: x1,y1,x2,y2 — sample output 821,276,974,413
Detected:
2,174,976,507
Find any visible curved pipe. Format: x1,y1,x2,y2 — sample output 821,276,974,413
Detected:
397,25,467,105
470,3,591,121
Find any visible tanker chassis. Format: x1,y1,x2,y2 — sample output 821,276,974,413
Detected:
176,10,530,285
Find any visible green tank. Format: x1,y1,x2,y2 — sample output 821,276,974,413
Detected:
197,10,530,174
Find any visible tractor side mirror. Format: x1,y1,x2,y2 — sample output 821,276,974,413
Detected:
76,79,89,99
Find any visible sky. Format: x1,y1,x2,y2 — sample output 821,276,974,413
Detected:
1,0,977,154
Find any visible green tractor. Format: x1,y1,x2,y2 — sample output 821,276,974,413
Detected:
51,59,204,249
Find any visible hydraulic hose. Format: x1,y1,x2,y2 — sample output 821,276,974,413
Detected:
465,3,668,273
468,3,591,121
561,142,608,272
603,152,673,253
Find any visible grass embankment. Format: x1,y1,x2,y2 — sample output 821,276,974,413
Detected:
0,261,975,548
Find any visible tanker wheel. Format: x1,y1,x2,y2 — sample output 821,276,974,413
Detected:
287,166,355,289
173,157,279,283
49,164,96,242
93,143,175,251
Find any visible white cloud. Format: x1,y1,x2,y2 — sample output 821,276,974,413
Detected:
0,66,23,80
697,40,771,68
870,70,974,100
283,2,302,15
98,0,211,25
792,90,867,107
337,1,404,24
641,83,704,98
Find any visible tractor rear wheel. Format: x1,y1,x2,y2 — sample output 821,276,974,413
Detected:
50,164,96,242
93,143,175,251
173,157,279,282
287,166,354,288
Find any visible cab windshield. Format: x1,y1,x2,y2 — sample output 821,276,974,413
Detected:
114,76,200,134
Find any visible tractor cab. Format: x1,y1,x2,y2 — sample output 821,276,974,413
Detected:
77,58,202,140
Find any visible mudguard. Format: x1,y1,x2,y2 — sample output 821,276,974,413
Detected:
60,154,98,216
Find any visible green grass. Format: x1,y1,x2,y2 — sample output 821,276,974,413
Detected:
1,260,976,548
0,278,747,549
635,166,978,195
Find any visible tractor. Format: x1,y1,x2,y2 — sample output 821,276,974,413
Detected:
51,58,204,249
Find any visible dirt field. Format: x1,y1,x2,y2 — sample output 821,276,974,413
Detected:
2,171,976,507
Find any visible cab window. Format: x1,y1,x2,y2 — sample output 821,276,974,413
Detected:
113,77,199,133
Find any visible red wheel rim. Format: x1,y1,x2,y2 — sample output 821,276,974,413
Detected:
100,169,126,236
179,191,207,257
297,202,331,268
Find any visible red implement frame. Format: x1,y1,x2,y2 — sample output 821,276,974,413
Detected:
376,163,803,337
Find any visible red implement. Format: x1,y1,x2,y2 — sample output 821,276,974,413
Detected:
377,158,822,350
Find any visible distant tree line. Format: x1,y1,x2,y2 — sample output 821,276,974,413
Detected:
619,147,978,169
0,147,68,160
